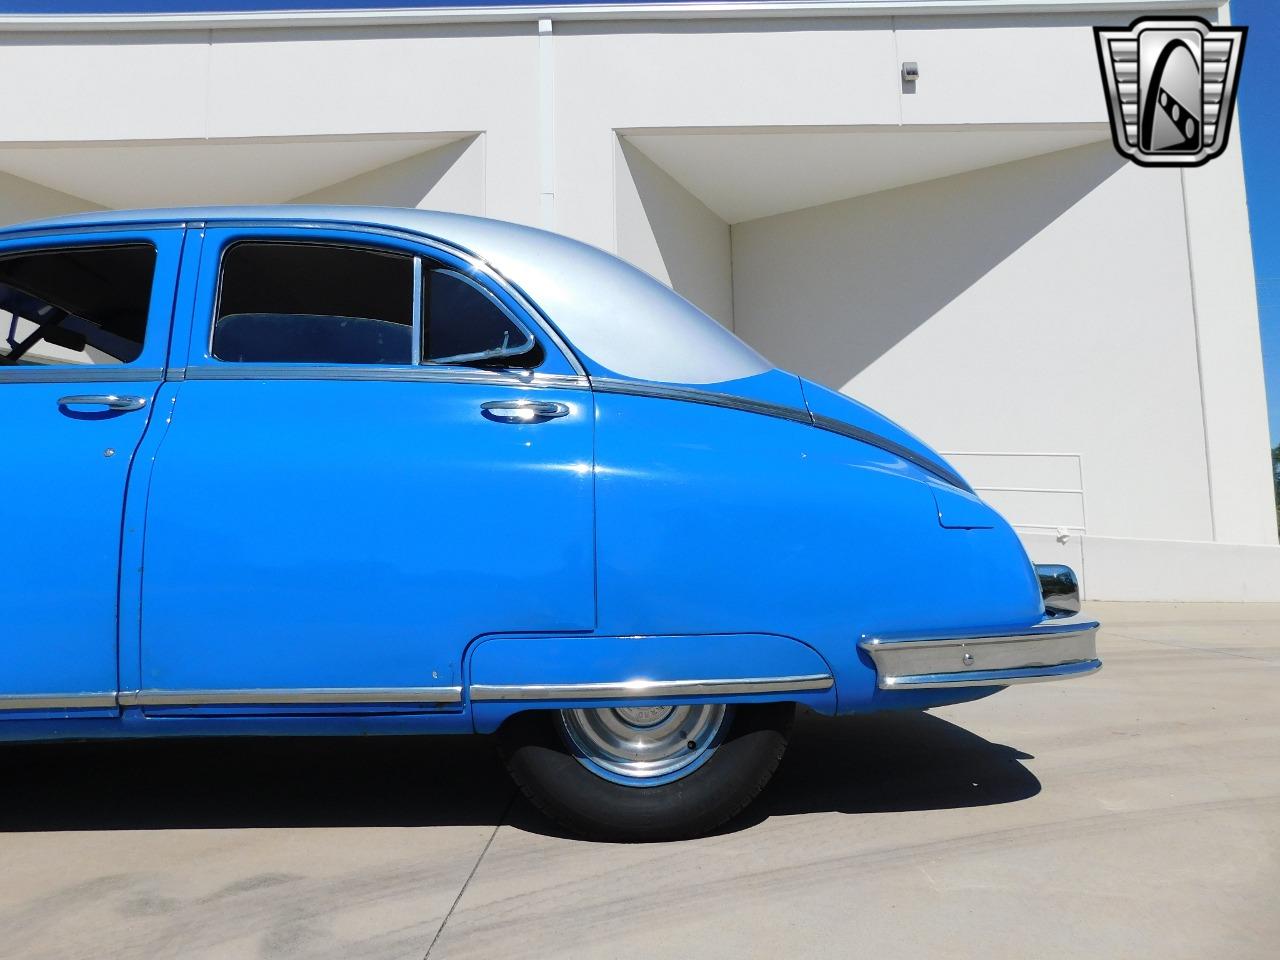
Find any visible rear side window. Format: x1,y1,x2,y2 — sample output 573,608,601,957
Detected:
214,243,414,365
424,268,541,368
211,239,544,370
0,244,155,367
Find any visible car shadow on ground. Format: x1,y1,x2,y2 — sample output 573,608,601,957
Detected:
717,708,1040,835
0,710,1038,836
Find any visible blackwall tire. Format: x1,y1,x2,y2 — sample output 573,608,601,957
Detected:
498,702,795,841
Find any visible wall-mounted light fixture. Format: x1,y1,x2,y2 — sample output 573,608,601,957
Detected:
901,61,920,84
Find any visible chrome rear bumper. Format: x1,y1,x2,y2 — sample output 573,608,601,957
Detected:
859,611,1101,690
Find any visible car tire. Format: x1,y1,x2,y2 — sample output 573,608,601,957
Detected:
498,702,795,841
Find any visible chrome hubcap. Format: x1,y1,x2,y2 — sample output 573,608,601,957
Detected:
559,703,730,786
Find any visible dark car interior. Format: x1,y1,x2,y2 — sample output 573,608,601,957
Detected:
0,244,155,366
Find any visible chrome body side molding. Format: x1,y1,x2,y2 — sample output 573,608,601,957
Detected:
0,692,118,711
860,613,1101,690
469,674,834,702
0,679,829,711
0,366,165,384
590,377,967,490
808,413,970,491
182,365,589,389
589,377,812,426
118,687,464,706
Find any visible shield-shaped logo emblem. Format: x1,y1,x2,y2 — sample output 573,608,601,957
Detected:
1095,17,1247,167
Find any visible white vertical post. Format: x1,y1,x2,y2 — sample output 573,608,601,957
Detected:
538,18,555,229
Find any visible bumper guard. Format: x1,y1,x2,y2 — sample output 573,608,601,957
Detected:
859,565,1100,690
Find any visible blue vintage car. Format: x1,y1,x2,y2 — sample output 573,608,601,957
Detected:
0,206,1099,839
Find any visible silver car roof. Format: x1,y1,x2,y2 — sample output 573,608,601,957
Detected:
9,205,772,386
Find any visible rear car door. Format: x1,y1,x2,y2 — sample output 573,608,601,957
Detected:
136,224,595,712
0,226,184,714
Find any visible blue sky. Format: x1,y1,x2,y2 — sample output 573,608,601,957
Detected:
1234,0,1280,445
0,1,629,9
7,0,1279,445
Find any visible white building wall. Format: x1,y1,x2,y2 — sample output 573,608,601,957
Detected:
0,0,1271,599
552,17,900,248
0,30,211,142
1180,135,1277,546
204,24,543,225
894,14,1121,125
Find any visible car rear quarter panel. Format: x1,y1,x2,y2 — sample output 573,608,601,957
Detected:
592,392,1045,714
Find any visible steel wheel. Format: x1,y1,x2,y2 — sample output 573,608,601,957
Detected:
501,702,796,840
558,703,731,786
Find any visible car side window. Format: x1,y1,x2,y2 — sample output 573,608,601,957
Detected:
424,268,542,368
0,244,156,367
213,242,414,365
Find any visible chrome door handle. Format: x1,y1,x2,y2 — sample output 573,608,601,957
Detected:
58,394,148,412
481,399,570,423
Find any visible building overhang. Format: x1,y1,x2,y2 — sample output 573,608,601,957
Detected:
0,0,1225,33
0,134,473,208
622,123,1111,224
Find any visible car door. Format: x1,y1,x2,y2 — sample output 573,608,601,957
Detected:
0,226,185,714
136,224,595,711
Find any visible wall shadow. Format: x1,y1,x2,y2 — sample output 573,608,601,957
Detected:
616,137,734,326
0,710,1036,836
730,140,1127,389
0,167,100,228
290,135,479,209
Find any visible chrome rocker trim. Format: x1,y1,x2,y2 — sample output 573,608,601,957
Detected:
0,692,118,711
859,613,1101,690
469,674,834,702
119,686,464,706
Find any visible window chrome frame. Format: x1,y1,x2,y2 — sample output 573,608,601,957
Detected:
199,227,573,378
410,254,423,365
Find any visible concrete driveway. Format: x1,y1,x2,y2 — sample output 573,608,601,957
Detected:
1,602,1277,959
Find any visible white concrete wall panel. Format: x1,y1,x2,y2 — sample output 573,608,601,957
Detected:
206,25,542,225
1180,136,1278,546
983,488,1087,531
1084,534,1280,602
553,18,898,249
945,451,1082,493
731,141,1216,546
205,25,534,137
0,31,209,141
896,15,1114,126
894,9,1222,126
